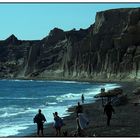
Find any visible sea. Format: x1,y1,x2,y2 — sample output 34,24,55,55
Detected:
0,79,121,137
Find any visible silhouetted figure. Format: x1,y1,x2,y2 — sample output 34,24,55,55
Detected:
76,113,89,137
75,102,83,117
53,112,64,136
101,88,105,93
81,94,85,103
34,109,46,136
104,102,115,126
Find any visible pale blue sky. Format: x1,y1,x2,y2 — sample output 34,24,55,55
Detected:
0,3,140,40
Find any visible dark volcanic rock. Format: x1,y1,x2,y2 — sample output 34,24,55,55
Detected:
0,8,140,81
3,34,22,46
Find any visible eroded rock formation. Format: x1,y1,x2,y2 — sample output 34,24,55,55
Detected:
0,8,140,81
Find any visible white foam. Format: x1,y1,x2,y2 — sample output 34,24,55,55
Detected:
0,106,21,112
0,79,89,84
6,79,34,82
48,80,88,84
0,124,29,137
47,102,57,105
0,97,40,100
85,84,120,100
56,83,121,102
102,83,121,91
0,107,37,118
56,93,80,101
0,112,9,118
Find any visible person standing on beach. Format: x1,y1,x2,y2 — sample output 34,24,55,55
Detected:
34,109,46,136
53,112,64,136
104,102,115,126
81,94,85,103
76,113,89,136
75,102,83,117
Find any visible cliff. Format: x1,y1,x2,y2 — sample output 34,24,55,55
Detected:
0,8,140,81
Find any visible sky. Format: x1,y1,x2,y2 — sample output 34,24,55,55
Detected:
0,3,140,40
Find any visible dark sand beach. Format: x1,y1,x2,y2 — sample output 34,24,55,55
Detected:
27,81,140,137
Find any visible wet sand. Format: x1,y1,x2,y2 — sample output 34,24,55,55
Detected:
27,81,140,137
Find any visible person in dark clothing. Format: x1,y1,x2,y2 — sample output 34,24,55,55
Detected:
81,94,85,103
53,112,64,136
75,102,83,117
34,109,46,136
104,102,115,126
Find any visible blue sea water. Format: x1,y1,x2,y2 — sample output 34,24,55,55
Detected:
0,79,120,137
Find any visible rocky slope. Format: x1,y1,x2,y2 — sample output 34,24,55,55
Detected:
0,8,140,81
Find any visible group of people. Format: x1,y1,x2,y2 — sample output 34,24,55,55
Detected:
34,110,64,136
33,94,86,136
33,94,115,137
75,101,115,136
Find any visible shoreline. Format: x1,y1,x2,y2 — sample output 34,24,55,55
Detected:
3,79,122,138
21,81,140,137
1,76,140,83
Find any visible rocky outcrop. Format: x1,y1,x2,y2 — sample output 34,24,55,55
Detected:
0,8,140,81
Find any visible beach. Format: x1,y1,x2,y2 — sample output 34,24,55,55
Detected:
0,3,140,138
26,81,140,137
